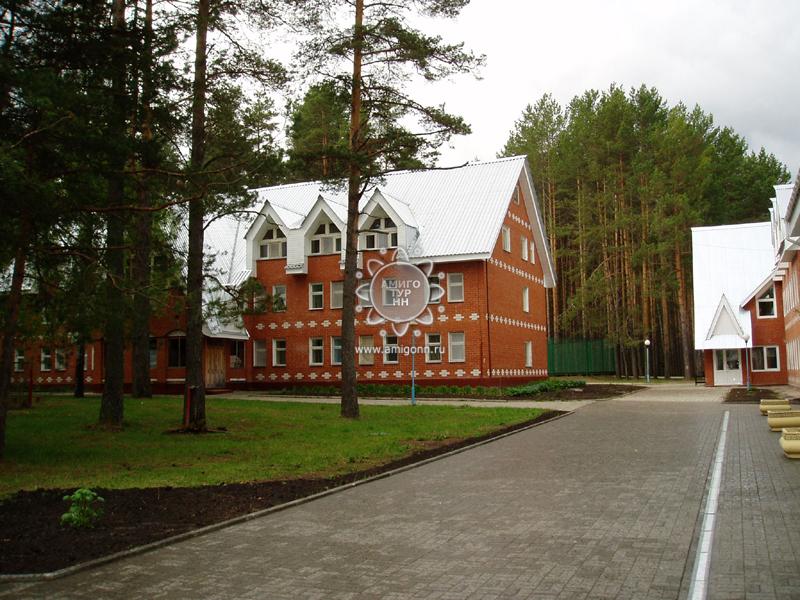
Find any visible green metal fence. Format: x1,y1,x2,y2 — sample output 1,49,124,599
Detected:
547,338,616,376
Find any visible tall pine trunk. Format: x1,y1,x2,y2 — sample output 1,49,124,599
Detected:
674,242,692,379
340,0,364,419
131,0,155,399
185,0,209,429
99,0,128,428
0,221,30,457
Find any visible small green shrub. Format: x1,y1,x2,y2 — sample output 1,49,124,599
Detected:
504,379,586,397
61,488,104,528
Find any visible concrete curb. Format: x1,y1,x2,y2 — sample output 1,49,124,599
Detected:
0,410,572,584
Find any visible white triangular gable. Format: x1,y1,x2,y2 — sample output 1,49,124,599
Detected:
706,295,745,340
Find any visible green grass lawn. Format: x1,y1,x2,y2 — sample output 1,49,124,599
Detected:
0,396,545,496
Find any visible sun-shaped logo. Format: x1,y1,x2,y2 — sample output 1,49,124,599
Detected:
356,248,445,337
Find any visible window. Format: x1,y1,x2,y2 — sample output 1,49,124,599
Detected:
168,336,186,368
85,346,95,371
751,346,779,371
525,341,533,368
230,340,245,368
40,348,52,372
331,281,343,309
530,240,536,264
447,273,464,302
367,217,397,248
381,278,397,307
428,275,441,304
309,282,324,310
259,227,287,259
331,336,343,365
502,226,511,252
513,183,521,205
359,279,372,307
149,338,158,369
55,349,66,371
448,332,465,363
272,285,287,312
14,349,24,372
309,337,324,365
384,335,399,364
521,236,529,261
523,287,530,313
757,286,776,318
272,339,287,367
253,340,267,367
425,333,442,363
359,335,375,365
310,222,341,255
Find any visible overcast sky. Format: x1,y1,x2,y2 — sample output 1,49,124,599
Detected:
412,0,799,178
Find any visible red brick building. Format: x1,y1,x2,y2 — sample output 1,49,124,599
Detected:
692,181,797,387
11,157,556,391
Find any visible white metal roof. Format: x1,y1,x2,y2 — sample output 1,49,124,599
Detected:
245,156,555,285
691,222,775,350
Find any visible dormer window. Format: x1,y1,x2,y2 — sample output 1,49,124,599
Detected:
757,286,776,318
259,227,286,259
363,216,398,249
310,222,342,255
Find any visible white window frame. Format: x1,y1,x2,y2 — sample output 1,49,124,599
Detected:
757,286,777,319
149,338,158,369
523,287,530,313
272,284,287,312
54,348,66,371
501,226,511,252
751,345,780,372
425,333,442,363
384,335,399,364
428,275,441,304
309,282,324,310
253,340,267,368
448,332,465,363
272,339,287,367
309,337,324,366
530,240,536,264
359,335,375,366
447,273,464,303
331,281,343,309
359,279,373,307
521,236,529,261
331,336,343,366
14,349,24,372
525,341,533,368
258,227,287,260
310,222,341,256
230,340,245,369
40,348,52,372
381,277,397,308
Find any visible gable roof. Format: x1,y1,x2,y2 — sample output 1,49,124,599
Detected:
244,156,556,285
691,222,775,350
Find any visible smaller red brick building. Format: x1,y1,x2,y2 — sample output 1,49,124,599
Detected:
692,222,788,386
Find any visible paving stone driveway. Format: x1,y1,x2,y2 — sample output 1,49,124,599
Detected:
4,396,800,599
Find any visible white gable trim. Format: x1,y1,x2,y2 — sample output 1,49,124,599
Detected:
739,272,776,309
706,295,745,340
359,190,404,229
521,161,557,288
245,203,290,274
298,195,346,235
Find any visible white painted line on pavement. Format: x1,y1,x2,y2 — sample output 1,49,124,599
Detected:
687,410,730,600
